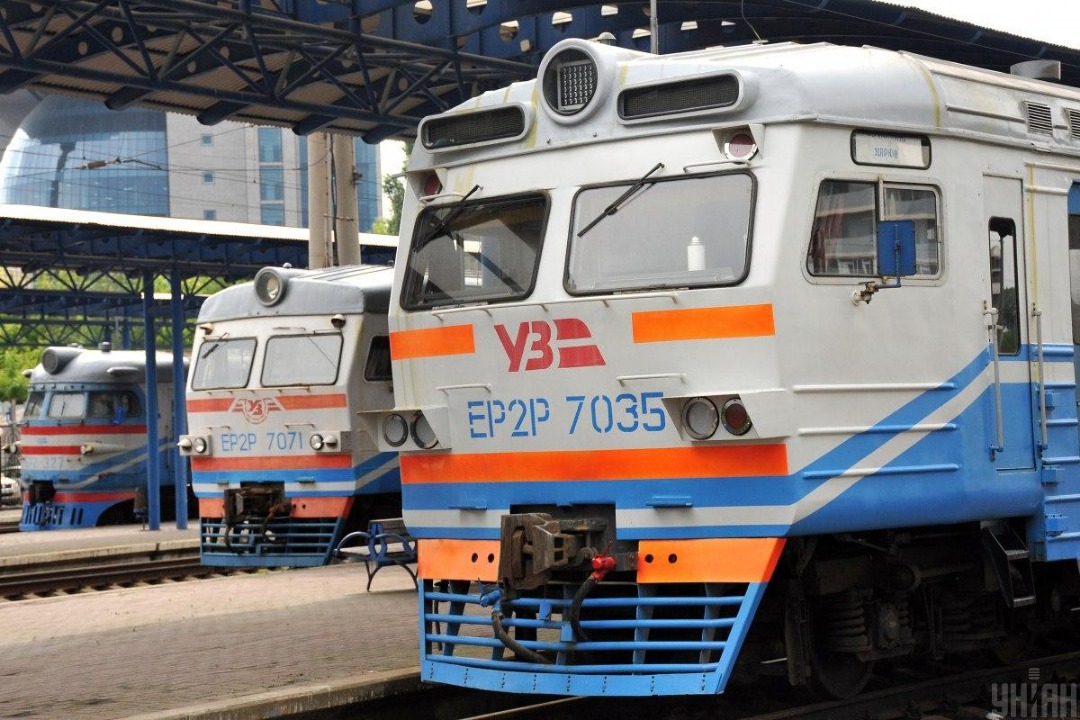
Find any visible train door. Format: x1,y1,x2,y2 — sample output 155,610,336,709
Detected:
1070,182,1080,414
983,175,1035,471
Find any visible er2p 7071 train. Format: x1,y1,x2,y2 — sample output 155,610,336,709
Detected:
366,38,1080,697
182,264,400,567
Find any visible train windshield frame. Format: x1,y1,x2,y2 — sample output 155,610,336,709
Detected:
566,171,755,294
191,337,257,390
23,391,44,419
261,333,343,387
46,391,86,419
400,193,548,309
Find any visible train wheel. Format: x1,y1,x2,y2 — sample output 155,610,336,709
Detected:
806,595,875,699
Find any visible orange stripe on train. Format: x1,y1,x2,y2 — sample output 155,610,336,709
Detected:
632,304,775,343
277,394,346,410
390,324,475,360
418,539,501,582
401,445,787,484
637,538,786,583
191,454,352,471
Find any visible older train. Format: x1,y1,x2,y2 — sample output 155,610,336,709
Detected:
13,344,185,530
365,38,1080,696
182,264,400,567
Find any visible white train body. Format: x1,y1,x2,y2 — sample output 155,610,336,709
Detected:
184,265,400,567
16,345,182,530
371,40,1080,696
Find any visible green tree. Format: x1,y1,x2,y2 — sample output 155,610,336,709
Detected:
0,347,43,402
371,141,411,236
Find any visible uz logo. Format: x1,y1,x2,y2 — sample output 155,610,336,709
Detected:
495,318,605,372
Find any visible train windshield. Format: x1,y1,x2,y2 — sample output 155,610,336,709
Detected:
401,194,547,308
567,173,753,293
191,338,256,390
24,391,44,419
261,334,342,386
47,392,86,419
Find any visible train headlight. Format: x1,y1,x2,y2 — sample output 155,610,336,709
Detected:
309,433,339,451
538,39,614,124
254,268,287,306
682,397,719,440
721,398,753,436
411,412,438,450
192,437,209,454
383,414,409,447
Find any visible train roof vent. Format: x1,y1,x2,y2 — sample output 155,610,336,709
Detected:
420,106,527,150
1024,102,1053,135
619,74,741,121
1065,108,1080,140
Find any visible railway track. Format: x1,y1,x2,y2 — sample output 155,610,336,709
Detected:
0,518,20,534
347,649,1080,720
0,546,243,601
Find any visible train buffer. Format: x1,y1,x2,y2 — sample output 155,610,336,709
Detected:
335,517,418,591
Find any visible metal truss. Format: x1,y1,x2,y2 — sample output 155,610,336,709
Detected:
1,1,1077,144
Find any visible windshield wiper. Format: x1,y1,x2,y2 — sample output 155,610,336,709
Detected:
576,162,664,238
415,184,481,250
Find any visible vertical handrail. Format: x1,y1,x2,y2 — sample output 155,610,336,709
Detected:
985,306,1005,455
1034,306,1048,451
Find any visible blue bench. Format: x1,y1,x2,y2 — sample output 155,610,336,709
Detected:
335,517,417,591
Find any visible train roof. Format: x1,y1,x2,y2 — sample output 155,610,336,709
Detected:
27,346,183,386
414,40,1080,169
196,264,395,323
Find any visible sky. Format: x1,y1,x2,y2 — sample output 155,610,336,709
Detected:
896,1,1080,49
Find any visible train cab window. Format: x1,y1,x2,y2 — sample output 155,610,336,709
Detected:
87,392,115,418
191,338,256,390
364,336,392,382
567,172,753,293
808,181,940,277
47,392,86,419
23,391,44,420
261,334,342,386
401,194,547,309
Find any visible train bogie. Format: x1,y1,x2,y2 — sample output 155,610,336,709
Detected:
377,39,1080,696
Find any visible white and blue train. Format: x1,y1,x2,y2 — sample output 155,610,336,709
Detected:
182,264,401,567
364,38,1080,697
14,344,185,530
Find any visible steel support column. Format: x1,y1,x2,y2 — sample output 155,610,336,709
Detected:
142,270,161,531
170,271,188,529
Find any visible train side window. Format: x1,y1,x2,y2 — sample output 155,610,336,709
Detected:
47,391,86,419
87,392,115,418
808,181,940,277
364,336,392,382
262,334,343,386
191,338,257,390
988,218,1020,355
1070,212,1080,345
23,392,44,419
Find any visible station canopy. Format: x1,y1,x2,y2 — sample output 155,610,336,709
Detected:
0,1,1078,143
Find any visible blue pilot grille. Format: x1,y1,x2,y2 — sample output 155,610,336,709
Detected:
200,517,344,567
420,580,767,695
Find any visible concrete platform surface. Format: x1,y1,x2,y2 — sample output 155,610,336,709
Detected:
0,560,422,719
0,521,199,568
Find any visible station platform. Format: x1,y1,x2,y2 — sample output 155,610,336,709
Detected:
0,510,199,568
0,521,423,719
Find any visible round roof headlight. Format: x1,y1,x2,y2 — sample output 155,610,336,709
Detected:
682,397,719,441
411,412,438,450
254,268,287,306
721,398,753,436
383,414,409,447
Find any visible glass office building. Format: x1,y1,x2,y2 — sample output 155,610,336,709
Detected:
0,95,384,230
